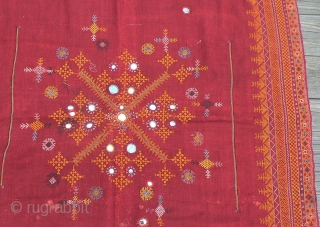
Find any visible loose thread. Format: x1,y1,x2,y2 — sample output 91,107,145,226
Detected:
1,26,21,187
228,41,240,212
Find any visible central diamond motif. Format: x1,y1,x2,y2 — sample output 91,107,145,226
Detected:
49,46,196,190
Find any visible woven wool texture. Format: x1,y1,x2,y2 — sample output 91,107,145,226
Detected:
0,0,318,226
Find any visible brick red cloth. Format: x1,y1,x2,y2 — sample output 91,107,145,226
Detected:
0,0,318,226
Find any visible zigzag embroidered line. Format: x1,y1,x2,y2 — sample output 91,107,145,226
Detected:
77,71,118,111
127,71,170,111
247,0,276,226
127,121,168,162
73,127,112,165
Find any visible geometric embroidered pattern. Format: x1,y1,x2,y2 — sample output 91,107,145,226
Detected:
155,166,175,185
133,151,151,171
81,15,107,41
29,120,44,132
138,91,195,141
46,30,199,191
48,151,69,174
112,173,133,191
56,62,74,81
49,108,69,125
72,91,90,108
172,65,192,83
62,167,84,187
91,151,112,172
171,149,191,171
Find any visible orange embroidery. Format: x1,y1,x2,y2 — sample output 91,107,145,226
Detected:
62,167,84,187
56,61,74,81
155,166,175,185
48,152,69,174
170,149,191,171
91,151,112,172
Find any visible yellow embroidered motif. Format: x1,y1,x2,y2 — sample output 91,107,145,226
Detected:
113,130,132,148
96,70,113,88
115,91,134,104
142,43,155,55
118,49,136,66
116,71,131,87
171,149,191,171
44,86,58,99
158,52,177,70
56,61,74,81
199,158,214,170
92,109,106,126
158,217,164,227
155,109,171,122
192,101,200,106
176,107,195,123
37,58,44,65
133,70,149,87
82,15,107,41
91,150,112,172
72,91,90,108
172,65,192,83
155,127,173,141
74,110,88,126
62,167,84,187
48,151,69,174
29,120,44,131
140,187,154,200
137,108,152,121
68,128,88,146
71,51,90,68
155,91,175,106
155,166,175,185
112,172,133,191
114,152,131,169
133,151,151,171
49,108,68,125
115,70,149,89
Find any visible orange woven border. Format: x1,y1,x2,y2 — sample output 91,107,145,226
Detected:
249,0,318,226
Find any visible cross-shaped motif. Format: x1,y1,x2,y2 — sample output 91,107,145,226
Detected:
192,93,223,117
81,15,107,41
187,59,208,78
154,29,177,53
24,58,53,83
191,150,222,178
66,186,91,220
20,113,50,140
155,196,167,226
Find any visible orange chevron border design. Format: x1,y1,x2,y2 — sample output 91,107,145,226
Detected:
247,0,276,226
248,0,319,226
